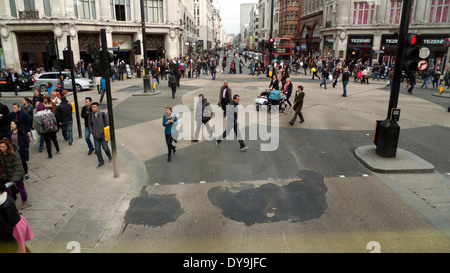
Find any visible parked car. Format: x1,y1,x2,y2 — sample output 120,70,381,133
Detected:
0,68,35,91
33,71,94,93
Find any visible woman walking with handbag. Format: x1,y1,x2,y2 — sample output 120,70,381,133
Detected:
6,121,30,180
0,138,28,210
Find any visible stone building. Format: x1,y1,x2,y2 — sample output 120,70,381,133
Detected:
0,0,222,71
299,0,323,57
321,0,450,70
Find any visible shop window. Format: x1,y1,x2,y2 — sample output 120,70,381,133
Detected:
429,0,449,23
353,2,375,25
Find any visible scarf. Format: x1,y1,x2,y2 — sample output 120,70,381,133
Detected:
165,112,175,120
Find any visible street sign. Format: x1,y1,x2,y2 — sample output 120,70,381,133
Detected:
419,47,431,59
417,59,428,71
444,38,450,47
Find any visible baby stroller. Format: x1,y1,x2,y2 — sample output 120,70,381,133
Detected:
254,89,271,112
254,89,287,113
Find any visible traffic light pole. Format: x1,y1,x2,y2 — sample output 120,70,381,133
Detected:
67,35,82,139
269,0,274,63
387,0,412,119
375,0,412,158
100,29,119,178
140,0,152,93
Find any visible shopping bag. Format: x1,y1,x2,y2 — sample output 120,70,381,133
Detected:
104,126,110,142
31,129,40,144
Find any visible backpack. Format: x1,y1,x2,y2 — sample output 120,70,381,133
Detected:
169,75,177,85
41,111,57,132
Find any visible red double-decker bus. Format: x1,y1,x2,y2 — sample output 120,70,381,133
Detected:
262,37,292,67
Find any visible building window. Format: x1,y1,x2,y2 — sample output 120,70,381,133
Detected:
429,0,449,23
389,0,402,24
23,0,35,11
44,0,51,17
10,0,17,17
353,2,375,25
389,0,415,24
145,0,164,23
75,0,96,19
110,0,130,21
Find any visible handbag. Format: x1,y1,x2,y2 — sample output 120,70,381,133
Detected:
328,75,333,81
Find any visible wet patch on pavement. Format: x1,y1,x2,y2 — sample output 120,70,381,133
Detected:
207,170,328,226
124,190,184,227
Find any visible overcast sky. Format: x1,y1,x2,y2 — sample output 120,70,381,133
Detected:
216,0,258,35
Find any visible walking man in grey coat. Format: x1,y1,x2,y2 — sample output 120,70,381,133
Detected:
88,102,112,168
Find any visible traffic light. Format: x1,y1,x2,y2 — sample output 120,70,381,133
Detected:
86,42,97,58
93,58,102,77
96,50,115,78
402,33,422,72
268,38,274,52
133,40,141,55
63,50,73,69
47,41,57,57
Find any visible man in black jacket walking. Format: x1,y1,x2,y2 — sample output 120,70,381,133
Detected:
80,97,94,155
216,95,248,151
55,96,74,145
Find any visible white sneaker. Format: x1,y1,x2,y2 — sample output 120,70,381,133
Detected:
240,146,249,151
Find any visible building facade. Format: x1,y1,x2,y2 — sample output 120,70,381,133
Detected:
321,0,450,71
299,0,323,57
279,0,301,55
0,0,222,71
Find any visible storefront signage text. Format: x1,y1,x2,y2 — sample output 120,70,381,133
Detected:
350,38,372,44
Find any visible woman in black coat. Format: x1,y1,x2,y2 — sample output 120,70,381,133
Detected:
6,120,30,180
269,75,280,90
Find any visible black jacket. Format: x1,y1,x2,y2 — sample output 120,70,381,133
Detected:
55,101,73,124
5,130,29,162
81,105,92,128
0,194,21,231
0,104,10,137
269,79,280,90
7,111,30,134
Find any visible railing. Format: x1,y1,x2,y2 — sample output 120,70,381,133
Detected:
19,10,39,20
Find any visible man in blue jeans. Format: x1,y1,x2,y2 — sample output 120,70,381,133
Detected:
55,96,73,145
320,67,329,89
81,97,95,155
342,68,350,97
88,102,112,168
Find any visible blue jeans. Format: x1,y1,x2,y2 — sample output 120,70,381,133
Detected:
39,135,45,151
320,78,327,88
100,88,106,103
93,136,111,164
342,81,349,96
61,121,73,144
85,127,94,151
373,72,379,80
